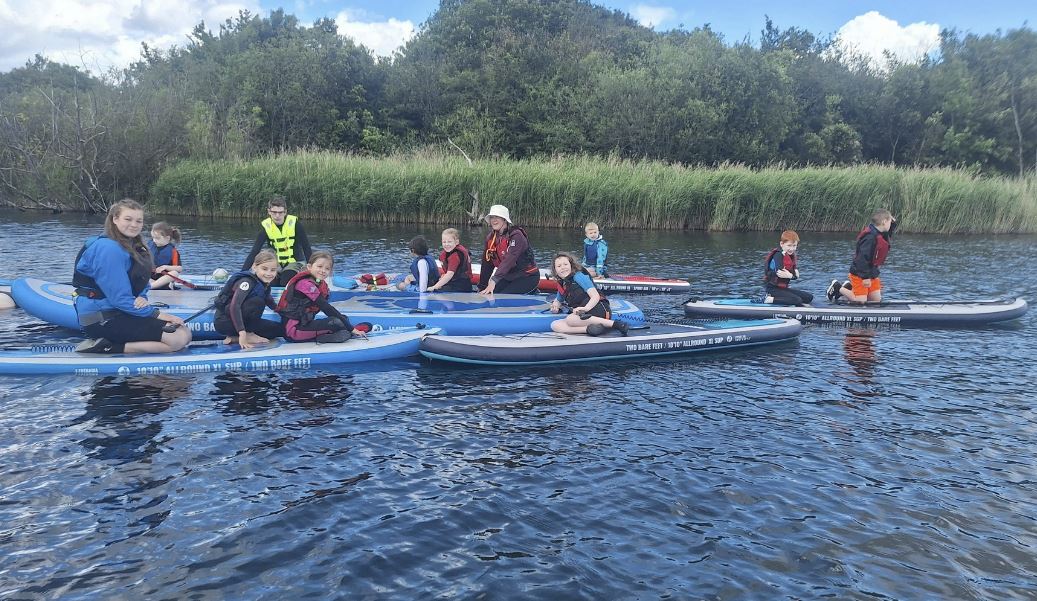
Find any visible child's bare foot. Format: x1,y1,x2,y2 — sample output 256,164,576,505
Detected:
223,336,238,345
246,334,270,345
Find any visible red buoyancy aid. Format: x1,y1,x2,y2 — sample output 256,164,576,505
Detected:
763,248,797,288
857,225,891,267
484,226,538,276
276,271,329,321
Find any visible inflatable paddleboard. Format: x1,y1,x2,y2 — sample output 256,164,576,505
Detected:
342,265,690,294
473,265,691,294
419,318,801,365
0,327,437,376
12,278,644,338
0,279,14,309
682,298,1028,326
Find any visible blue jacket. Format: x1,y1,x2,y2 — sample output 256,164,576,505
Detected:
74,237,157,319
583,237,609,276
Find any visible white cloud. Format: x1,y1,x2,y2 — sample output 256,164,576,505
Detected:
629,4,677,29
334,10,415,57
0,0,261,74
834,11,940,69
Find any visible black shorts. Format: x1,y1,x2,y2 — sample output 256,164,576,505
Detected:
83,313,168,344
585,301,611,319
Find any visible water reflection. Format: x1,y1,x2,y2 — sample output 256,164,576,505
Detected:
72,376,188,464
843,329,878,384
210,372,352,415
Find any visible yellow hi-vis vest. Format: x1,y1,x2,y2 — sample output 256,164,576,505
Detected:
261,215,298,266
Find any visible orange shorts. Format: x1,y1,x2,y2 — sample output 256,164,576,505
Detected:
848,274,881,297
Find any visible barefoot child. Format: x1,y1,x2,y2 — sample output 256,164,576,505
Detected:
428,228,474,292
213,250,285,349
148,221,184,289
549,252,628,336
277,251,367,342
827,209,898,303
763,230,813,306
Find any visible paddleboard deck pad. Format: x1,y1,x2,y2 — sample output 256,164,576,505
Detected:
419,318,801,365
682,297,1028,326
0,327,437,376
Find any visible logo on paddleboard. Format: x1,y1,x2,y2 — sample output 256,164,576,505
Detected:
117,366,130,376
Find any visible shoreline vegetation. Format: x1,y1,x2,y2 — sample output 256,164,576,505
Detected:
150,150,1037,234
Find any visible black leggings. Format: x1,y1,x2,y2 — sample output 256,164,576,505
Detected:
215,297,285,339
767,286,814,306
490,272,541,294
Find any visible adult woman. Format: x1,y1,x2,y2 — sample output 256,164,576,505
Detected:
73,199,192,354
478,205,540,295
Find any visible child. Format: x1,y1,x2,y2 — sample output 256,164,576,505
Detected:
428,228,474,292
582,222,609,279
148,221,183,289
277,251,366,343
828,209,898,303
763,230,813,306
213,250,285,350
242,195,313,287
549,252,628,336
398,236,441,292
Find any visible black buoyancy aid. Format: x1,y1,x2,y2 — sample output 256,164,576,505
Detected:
557,269,608,309
857,226,891,267
440,246,473,291
215,271,268,312
763,248,797,288
72,235,152,299
276,271,328,321
484,226,538,275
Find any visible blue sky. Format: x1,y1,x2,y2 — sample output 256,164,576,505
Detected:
2,0,1034,73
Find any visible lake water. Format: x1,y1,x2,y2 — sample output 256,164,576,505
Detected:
1,210,1035,600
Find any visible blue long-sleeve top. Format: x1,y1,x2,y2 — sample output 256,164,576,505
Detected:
583,237,608,275
74,238,157,319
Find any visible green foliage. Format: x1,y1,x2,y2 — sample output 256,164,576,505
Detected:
3,1,1037,218
150,151,1037,233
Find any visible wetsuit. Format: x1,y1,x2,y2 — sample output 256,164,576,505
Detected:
213,271,285,340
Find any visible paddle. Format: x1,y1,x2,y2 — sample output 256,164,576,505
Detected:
164,273,198,289
162,302,217,332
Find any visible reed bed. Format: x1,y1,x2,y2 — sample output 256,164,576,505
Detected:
149,151,1037,233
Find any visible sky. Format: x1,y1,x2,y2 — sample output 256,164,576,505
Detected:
1,0,1033,74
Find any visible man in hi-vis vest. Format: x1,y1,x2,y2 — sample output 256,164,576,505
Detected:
242,195,313,287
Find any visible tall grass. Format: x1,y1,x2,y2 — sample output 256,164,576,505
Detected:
149,150,1037,233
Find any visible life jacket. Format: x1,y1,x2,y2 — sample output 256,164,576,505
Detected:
148,241,181,268
584,238,607,272
483,226,537,275
763,248,797,288
275,271,328,322
72,235,152,299
856,225,891,267
214,271,268,313
557,269,608,310
359,273,389,286
439,245,473,292
261,215,299,267
410,255,441,285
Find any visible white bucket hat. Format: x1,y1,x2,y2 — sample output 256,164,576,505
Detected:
485,204,512,224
